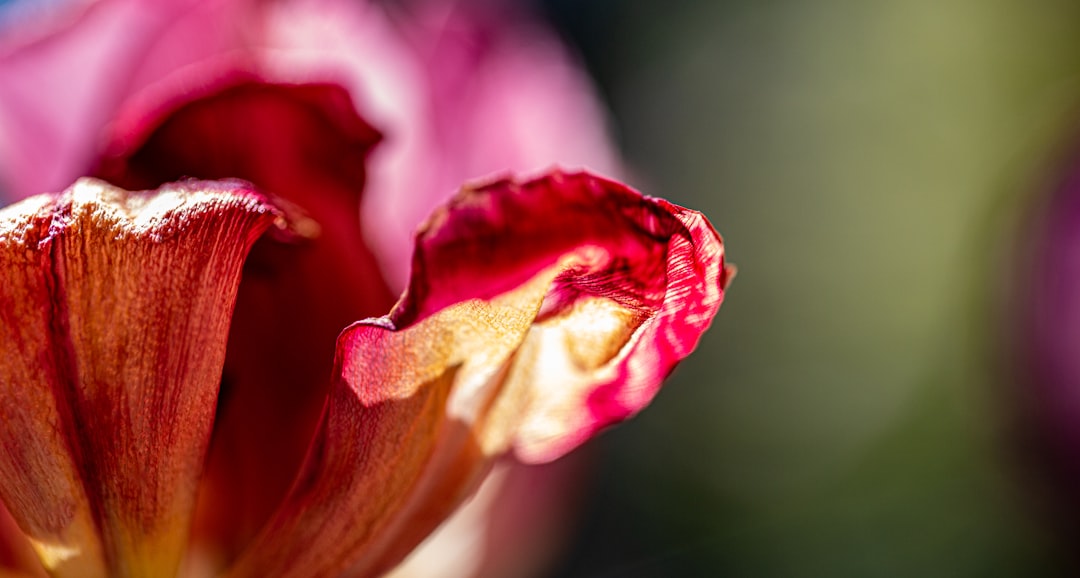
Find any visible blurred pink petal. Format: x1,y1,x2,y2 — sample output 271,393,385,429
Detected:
0,0,622,292
0,0,258,199
361,0,623,287
1010,140,1080,546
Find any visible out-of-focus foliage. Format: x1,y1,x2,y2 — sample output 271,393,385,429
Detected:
543,0,1080,576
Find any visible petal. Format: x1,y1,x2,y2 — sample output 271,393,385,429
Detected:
0,0,259,201
0,503,45,577
0,178,279,577
227,171,731,578
94,80,397,566
361,0,623,288
387,454,589,578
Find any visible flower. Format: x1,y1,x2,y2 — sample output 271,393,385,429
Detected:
0,0,732,577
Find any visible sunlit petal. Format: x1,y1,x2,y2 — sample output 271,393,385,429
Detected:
0,178,279,577
227,171,731,578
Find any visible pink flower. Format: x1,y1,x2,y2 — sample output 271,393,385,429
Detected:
0,0,732,576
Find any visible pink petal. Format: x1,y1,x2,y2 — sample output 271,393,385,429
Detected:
1,0,621,295
360,0,623,287
0,179,278,576
226,171,731,578
0,0,259,201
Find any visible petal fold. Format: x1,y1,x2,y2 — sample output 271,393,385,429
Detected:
228,171,731,578
0,178,278,577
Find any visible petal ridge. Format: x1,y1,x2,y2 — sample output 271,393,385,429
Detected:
0,178,279,577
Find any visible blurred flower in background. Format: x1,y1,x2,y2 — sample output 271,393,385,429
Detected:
0,0,730,577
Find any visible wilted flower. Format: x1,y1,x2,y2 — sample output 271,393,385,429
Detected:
0,0,732,577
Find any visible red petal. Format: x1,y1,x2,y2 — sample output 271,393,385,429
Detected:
0,503,45,577
93,80,397,566
226,171,731,578
0,179,278,576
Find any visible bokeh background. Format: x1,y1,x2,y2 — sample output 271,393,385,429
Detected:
536,1,1080,576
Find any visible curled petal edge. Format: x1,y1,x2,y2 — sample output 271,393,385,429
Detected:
229,170,730,578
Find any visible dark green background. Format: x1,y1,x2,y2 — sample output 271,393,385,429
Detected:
538,1,1080,576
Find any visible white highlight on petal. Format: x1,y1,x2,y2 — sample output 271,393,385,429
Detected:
29,538,81,569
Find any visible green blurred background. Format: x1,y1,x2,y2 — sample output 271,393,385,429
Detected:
538,0,1080,575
